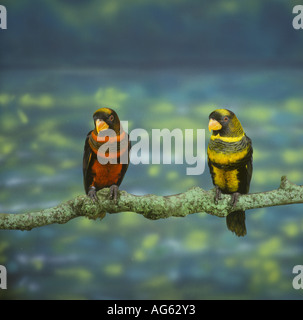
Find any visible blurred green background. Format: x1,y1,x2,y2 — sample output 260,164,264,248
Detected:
1,0,303,299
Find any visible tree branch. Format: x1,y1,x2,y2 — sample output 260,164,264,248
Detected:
0,176,302,231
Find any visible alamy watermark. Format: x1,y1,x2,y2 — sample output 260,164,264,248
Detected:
0,5,7,29
292,265,303,289
96,121,206,175
293,5,303,29
0,265,7,289
1,5,303,31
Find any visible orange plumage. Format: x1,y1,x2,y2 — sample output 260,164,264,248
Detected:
83,107,131,202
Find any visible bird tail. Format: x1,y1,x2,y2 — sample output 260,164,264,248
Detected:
226,210,247,237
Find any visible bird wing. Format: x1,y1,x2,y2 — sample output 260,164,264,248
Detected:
83,130,94,194
245,136,253,193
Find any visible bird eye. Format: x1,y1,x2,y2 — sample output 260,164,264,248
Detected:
223,116,229,122
109,115,114,121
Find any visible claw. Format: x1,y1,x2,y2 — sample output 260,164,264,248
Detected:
231,192,241,208
88,186,98,202
109,185,119,204
215,186,222,205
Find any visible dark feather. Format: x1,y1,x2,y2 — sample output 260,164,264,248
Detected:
83,130,94,194
226,210,247,237
83,131,131,195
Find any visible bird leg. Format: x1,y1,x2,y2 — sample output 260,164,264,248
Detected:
231,192,241,208
214,186,222,205
88,186,98,202
109,184,119,204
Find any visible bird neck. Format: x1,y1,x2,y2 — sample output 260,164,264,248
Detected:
211,132,245,143
88,129,128,159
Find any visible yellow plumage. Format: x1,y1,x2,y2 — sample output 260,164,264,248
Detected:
207,145,250,167
212,166,239,193
207,108,253,237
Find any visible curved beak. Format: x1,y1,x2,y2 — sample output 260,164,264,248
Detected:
96,119,109,133
208,118,222,132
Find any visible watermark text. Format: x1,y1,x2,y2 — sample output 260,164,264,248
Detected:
0,5,7,29
96,121,206,175
0,265,7,289
293,5,303,30
292,265,303,289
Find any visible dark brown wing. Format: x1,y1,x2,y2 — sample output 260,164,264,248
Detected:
207,158,215,186
237,136,253,194
83,130,94,194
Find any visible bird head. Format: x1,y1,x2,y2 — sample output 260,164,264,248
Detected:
93,107,121,134
208,109,244,137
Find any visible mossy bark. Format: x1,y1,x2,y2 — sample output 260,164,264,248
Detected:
0,176,302,231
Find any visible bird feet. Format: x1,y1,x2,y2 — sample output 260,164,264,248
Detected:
88,186,98,202
109,184,119,204
214,187,240,208
88,185,119,204
231,192,241,208
214,186,222,205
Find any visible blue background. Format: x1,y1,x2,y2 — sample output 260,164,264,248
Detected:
0,0,303,299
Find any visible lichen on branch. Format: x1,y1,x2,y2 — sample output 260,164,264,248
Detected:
0,176,302,231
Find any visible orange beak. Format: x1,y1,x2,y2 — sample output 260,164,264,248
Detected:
96,119,109,133
208,118,222,132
